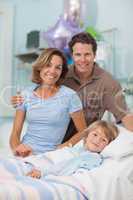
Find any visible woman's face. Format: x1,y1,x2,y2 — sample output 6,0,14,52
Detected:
40,55,63,86
85,127,109,153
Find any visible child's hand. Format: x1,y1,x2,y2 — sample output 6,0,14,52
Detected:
26,169,41,179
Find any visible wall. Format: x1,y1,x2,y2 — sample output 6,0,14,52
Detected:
10,0,96,89
0,0,133,117
96,0,133,80
12,0,64,89
0,0,132,79
0,2,14,117
95,0,133,111
11,0,133,81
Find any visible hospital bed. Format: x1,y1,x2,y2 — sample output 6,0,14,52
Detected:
0,122,133,200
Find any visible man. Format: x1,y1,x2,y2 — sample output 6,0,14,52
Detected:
62,32,133,141
12,32,133,142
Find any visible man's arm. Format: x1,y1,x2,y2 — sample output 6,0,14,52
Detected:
121,114,133,131
102,74,133,132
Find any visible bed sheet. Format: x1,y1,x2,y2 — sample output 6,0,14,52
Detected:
71,155,133,200
45,155,133,200
0,178,87,200
0,155,87,200
0,155,132,200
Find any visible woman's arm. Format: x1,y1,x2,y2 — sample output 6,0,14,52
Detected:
9,110,32,157
10,110,25,150
58,110,87,148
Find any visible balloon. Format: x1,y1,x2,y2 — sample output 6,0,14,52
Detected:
63,0,100,29
85,26,101,40
63,47,73,65
63,0,81,26
43,15,82,50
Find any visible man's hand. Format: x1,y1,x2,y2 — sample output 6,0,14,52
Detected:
11,95,24,107
14,144,33,157
57,141,72,149
26,169,41,179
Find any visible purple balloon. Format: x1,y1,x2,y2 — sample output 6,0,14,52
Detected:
43,15,83,50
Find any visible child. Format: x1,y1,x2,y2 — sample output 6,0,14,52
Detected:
25,120,119,179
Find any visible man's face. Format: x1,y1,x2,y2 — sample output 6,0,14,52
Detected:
72,42,95,77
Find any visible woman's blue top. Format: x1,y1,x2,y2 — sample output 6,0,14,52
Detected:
16,85,82,154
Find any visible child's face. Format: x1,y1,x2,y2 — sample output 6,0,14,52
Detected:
85,127,109,153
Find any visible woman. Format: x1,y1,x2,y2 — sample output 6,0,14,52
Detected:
10,48,86,157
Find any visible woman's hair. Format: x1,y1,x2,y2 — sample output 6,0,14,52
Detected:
83,120,119,143
31,48,68,86
68,32,97,55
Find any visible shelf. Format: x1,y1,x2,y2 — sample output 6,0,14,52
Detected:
16,51,38,63
16,48,44,63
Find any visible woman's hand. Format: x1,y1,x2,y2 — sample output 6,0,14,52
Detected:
26,169,41,179
14,144,33,157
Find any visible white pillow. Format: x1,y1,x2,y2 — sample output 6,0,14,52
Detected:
101,125,133,160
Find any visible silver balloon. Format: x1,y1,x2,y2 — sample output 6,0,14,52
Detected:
42,0,85,50
63,0,81,26
63,0,98,28
43,16,82,50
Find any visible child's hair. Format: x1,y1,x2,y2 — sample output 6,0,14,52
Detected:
83,120,119,143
